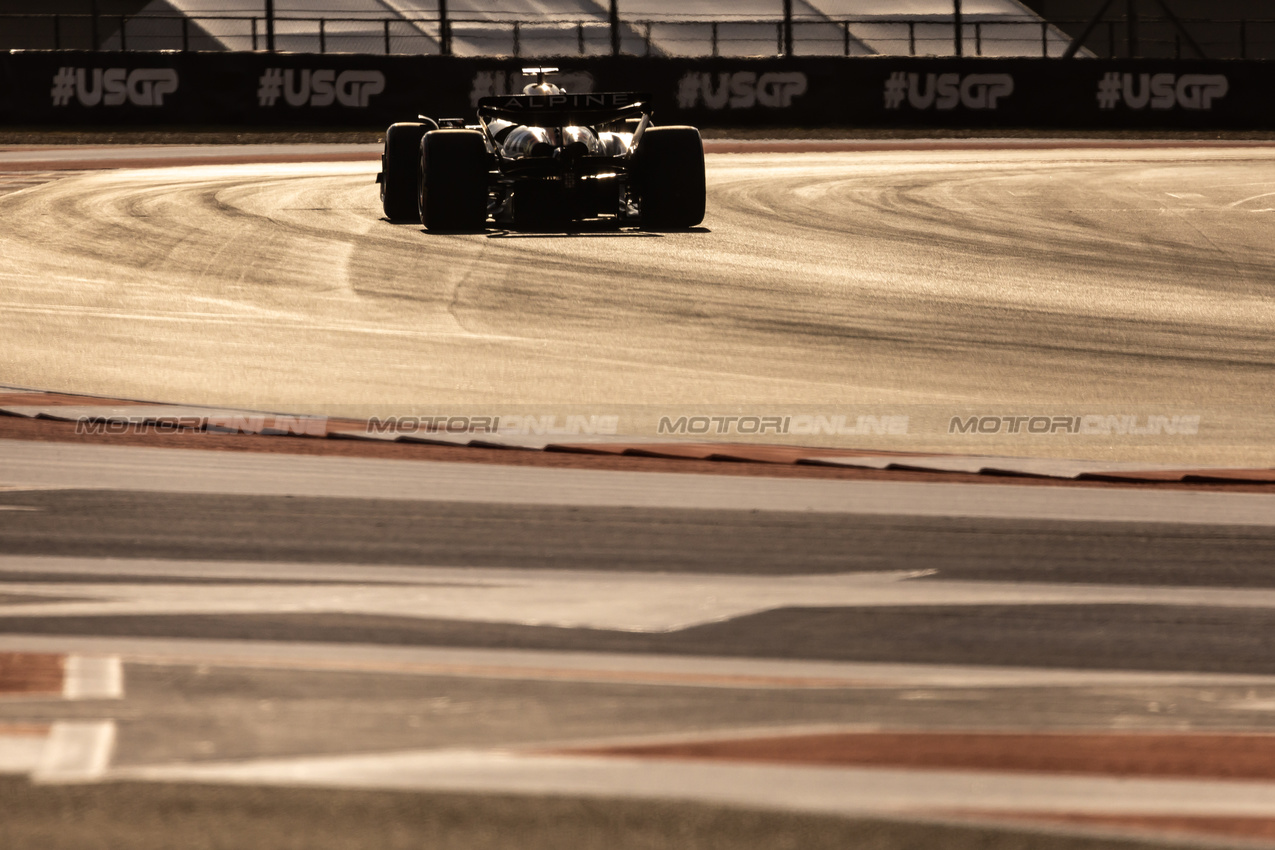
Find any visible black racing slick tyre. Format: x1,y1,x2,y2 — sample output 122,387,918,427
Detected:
635,126,706,230
419,130,489,232
380,121,433,221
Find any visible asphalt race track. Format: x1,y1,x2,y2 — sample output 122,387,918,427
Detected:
4,142,1275,463
4,442,1275,849
3,142,1275,850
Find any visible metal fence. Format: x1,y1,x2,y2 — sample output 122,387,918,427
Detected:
3,12,1273,59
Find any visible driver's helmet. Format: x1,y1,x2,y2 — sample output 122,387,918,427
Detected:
523,82,564,96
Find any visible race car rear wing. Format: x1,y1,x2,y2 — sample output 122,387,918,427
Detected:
476,92,652,127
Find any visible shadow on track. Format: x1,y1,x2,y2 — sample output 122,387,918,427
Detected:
485,224,712,239
383,217,710,238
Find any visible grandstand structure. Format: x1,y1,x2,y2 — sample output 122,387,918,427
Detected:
5,0,1268,58
1,0,1080,58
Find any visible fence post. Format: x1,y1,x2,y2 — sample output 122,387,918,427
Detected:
251,17,258,51
843,20,849,56
90,0,98,51
384,19,390,54
711,22,718,57
782,0,793,56
1126,0,1137,58
609,0,620,56
1152,0,1207,59
908,21,915,55
265,0,275,52
953,0,962,57
1041,20,1048,57
319,18,326,53
1062,0,1117,59
512,21,520,57
439,0,451,55
53,13,61,49
644,21,651,56
974,20,981,55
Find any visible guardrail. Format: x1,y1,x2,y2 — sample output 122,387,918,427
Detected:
4,13,1273,60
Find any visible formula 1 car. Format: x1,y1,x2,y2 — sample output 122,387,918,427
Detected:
376,69,705,232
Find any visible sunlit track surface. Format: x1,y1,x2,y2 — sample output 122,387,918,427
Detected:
3,146,1275,463
5,144,1275,848
5,452,1275,849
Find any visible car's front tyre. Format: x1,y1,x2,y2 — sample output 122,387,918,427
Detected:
380,121,434,222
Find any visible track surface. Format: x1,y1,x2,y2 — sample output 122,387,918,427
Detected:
3,144,1275,463
4,143,1275,849
5,443,1275,849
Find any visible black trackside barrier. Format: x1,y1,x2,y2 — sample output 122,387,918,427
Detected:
2,51,1272,129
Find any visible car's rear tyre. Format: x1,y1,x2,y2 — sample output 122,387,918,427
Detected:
381,121,434,221
635,126,705,230
419,130,489,232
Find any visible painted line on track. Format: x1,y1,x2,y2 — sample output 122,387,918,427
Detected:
4,439,1275,525
62,655,124,701
5,558,1275,632
4,635,1275,691
113,749,1275,817
32,721,116,783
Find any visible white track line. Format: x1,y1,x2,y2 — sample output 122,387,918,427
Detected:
2,564,1275,632
4,439,1275,526
115,748,1275,817
33,721,116,783
62,656,124,700
0,728,49,774
3,636,1275,690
